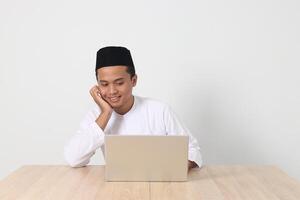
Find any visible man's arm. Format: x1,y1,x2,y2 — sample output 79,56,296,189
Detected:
163,105,203,168
64,109,105,167
64,86,113,167
95,111,112,130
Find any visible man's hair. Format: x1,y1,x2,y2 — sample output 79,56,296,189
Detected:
95,66,136,80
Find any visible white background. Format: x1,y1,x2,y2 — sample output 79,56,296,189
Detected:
0,0,299,181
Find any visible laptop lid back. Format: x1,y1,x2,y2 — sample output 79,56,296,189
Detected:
105,135,188,182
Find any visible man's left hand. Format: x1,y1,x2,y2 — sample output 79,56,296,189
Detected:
188,160,198,170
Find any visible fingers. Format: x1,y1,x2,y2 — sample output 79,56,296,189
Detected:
89,85,100,99
89,85,113,112
89,85,96,94
96,85,102,97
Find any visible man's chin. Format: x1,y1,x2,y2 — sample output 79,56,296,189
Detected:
110,102,123,109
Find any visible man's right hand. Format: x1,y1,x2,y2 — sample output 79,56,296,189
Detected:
90,85,113,131
89,85,113,114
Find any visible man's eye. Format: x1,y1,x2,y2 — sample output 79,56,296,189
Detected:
116,82,124,85
101,84,108,87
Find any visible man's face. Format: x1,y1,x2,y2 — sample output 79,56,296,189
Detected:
97,65,137,109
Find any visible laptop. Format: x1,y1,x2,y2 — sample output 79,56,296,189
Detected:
104,135,188,182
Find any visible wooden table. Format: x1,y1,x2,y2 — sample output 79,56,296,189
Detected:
0,165,300,200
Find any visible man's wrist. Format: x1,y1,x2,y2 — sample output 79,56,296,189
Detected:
95,111,112,131
101,110,113,117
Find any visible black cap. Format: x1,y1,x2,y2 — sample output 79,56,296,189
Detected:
96,46,135,71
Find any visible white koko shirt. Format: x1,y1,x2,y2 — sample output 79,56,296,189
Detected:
64,96,203,168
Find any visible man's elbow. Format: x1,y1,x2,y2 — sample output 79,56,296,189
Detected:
64,149,88,168
65,157,89,168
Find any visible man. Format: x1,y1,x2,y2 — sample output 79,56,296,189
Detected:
64,46,202,170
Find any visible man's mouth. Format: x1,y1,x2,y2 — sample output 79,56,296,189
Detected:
108,96,121,103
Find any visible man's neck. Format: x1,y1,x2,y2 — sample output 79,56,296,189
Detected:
114,95,134,115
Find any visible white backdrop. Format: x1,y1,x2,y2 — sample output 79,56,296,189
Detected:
0,0,299,181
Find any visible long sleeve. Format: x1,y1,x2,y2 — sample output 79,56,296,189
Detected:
163,105,203,168
64,108,105,167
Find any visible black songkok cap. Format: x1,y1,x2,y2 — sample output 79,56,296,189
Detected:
96,46,135,71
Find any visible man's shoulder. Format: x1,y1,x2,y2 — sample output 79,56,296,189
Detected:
135,96,169,110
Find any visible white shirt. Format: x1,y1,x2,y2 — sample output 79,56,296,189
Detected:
64,96,203,168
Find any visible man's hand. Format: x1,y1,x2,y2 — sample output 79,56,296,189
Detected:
188,160,198,171
90,85,113,131
89,85,112,114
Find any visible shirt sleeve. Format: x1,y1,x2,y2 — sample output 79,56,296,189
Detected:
163,105,203,168
64,108,105,167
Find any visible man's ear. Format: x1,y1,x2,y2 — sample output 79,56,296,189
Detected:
131,75,137,87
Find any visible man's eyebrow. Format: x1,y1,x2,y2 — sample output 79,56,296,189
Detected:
99,78,124,83
114,78,124,82
99,80,108,83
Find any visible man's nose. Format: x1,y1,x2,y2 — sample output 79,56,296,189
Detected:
109,85,117,95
